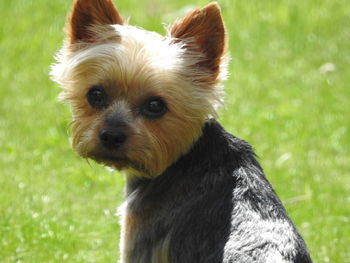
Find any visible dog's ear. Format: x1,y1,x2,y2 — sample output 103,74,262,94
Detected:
67,0,123,44
170,2,226,77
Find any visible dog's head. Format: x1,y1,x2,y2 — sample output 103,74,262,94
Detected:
51,0,228,177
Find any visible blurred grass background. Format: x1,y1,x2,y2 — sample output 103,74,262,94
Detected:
0,0,349,262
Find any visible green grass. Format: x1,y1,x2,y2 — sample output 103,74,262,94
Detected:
1,0,349,262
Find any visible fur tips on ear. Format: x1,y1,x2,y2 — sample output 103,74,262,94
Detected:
67,0,123,44
170,2,226,77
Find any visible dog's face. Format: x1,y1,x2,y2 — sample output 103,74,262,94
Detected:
51,0,227,177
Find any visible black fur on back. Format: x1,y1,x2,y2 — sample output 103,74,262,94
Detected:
126,119,312,263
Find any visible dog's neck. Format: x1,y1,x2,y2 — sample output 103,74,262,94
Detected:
120,119,258,263
124,119,257,202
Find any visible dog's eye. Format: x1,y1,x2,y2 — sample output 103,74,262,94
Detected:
141,97,167,119
87,86,108,109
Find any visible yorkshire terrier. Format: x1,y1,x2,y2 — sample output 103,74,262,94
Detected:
51,0,312,262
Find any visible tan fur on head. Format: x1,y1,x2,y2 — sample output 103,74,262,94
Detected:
51,0,228,178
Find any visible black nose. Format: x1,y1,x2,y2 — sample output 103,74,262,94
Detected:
99,129,127,150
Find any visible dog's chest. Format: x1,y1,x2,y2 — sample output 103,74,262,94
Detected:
118,172,235,263
119,200,173,263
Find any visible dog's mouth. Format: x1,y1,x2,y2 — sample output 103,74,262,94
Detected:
87,151,146,174
88,151,129,166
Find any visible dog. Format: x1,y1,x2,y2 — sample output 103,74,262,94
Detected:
51,0,313,262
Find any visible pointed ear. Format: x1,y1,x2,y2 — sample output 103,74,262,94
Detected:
67,0,123,44
170,2,226,76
